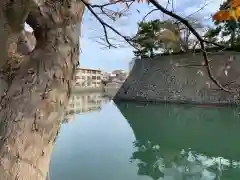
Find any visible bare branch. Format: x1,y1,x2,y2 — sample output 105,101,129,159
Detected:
184,1,210,18
90,36,127,48
81,0,137,49
91,0,133,8
175,64,206,68
203,40,226,48
149,0,235,93
91,0,134,22
142,9,159,22
119,1,135,15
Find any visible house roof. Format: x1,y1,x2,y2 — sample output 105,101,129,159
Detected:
76,67,102,72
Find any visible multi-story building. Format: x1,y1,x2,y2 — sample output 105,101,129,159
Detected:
75,68,102,88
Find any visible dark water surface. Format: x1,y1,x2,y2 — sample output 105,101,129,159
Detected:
49,93,240,180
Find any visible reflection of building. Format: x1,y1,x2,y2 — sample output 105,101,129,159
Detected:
63,93,110,123
75,68,102,88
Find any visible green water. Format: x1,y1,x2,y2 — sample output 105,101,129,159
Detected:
49,94,240,180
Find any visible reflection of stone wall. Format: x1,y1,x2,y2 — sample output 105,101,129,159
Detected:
63,93,109,122
117,102,240,160
114,51,240,105
118,102,240,179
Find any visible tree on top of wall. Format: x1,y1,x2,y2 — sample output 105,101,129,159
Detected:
132,18,206,58
132,20,181,58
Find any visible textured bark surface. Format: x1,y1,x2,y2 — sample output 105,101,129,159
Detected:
0,0,85,179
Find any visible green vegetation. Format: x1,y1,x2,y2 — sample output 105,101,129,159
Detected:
132,18,204,58
132,20,181,58
205,0,240,49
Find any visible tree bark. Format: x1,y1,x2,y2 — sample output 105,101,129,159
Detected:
0,0,85,179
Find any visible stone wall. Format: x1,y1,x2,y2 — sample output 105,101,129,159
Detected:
114,51,240,105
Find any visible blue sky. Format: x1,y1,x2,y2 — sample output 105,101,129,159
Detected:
24,0,223,72
80,0,224,72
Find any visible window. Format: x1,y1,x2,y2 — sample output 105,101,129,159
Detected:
97,76,101,80
69,110,75,115
92,76,96,80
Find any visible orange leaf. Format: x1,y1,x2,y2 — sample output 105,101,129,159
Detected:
213,10,231,21
231,0,240,8
235,6,240,17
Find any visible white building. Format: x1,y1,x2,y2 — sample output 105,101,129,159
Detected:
75,68,102,88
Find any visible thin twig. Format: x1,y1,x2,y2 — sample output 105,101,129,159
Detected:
81,0,137,49
119,1,135,15
91,0,134,22
91,0,132,8
142,8,159,22
184,1,210,19
162,0,170,18
175,64,206,67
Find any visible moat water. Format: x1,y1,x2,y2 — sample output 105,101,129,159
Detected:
49,92,240,180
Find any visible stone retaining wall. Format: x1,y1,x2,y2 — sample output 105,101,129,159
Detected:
114,51,240,105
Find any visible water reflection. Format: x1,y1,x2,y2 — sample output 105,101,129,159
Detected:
131,140,240,180
51,101,240,180
63,92,110,123
116,102,240,180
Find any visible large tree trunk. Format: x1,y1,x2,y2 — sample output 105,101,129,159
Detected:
0,0,85,179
